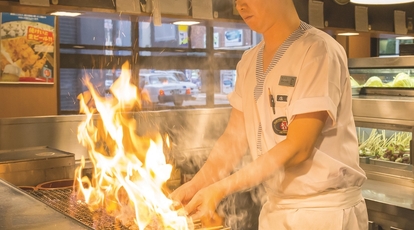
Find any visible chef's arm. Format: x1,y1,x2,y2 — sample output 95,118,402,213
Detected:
214,110,329,197
190,108,249,191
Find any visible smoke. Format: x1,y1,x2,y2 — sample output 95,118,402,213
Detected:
216,183,266,230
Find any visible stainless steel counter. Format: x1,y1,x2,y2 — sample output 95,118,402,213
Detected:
0,179,91,230
363,179,414,210
362,179,414,229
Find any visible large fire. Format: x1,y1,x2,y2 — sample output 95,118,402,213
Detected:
75,61,190,229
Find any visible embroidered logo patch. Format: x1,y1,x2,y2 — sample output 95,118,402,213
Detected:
272,117,288,135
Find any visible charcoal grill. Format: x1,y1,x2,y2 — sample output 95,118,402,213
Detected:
26,188,120,229
0,178,91,230
22,185,229,230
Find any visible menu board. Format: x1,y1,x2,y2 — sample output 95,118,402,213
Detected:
0,13,55,84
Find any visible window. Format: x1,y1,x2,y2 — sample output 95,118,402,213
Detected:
59,16,132,113
379,38,414,57
59,14,256,113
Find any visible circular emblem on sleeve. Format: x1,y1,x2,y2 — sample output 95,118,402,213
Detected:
272,117,288,135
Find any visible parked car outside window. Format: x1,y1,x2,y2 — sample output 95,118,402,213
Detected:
139,73,195,106
154,71,200,97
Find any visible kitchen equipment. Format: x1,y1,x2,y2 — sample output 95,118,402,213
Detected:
22,183,231,229
0,146,75,186
0,178,91,230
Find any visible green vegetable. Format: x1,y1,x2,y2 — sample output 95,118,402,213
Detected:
364,76,383,87
357,128,411,164
350,76,360,87
392,72,413,87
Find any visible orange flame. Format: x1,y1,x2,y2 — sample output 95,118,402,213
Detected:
75,61,190,229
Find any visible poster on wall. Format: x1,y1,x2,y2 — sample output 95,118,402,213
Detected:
178,25,189,47
224,29,243,47
0,13,55,84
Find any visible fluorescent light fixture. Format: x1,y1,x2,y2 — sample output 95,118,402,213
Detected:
396,36,414,39
337,32,360,36
50,11,82,17
351,0,414,4
172,21,200,26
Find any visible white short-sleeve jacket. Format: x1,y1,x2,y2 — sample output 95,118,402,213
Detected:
228,22,366,197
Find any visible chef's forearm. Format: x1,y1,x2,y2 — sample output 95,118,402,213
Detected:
190,109,249,191
190,133,247,191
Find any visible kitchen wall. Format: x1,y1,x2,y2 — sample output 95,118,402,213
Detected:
0,0,413,118
0,83,58,118
336,32,372,58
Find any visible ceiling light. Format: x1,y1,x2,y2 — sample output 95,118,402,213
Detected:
50,11,82,17
351,0,414,4
172,21,200,26
337,32,360,36
396,36,414,39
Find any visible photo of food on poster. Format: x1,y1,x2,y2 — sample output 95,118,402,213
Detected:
0,13,55,84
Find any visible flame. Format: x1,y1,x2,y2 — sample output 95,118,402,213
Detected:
75,61,190,229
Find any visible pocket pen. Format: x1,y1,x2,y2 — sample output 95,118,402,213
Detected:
268,88,275,114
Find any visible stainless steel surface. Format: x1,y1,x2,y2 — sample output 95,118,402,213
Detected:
0,115,89,161
355,120,414,132
0,108,232,162
352,95,414,125
0,178,91,230
349,56,414,68
133,108,232,151
359,87,414,97
0,146,75,186
361,164,414,188
362,179,414,230
369,159,413,171
362,179,414,210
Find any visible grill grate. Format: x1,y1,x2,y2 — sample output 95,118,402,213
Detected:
24,188,229,230
26,188,127,229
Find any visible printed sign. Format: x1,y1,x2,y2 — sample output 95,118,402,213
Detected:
0,13,55,84
224,29,243,47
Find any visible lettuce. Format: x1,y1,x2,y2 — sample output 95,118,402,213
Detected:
350,76,360,87
392,72,413,87
364,76,383,87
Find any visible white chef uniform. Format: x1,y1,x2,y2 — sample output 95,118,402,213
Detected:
228,21,368,229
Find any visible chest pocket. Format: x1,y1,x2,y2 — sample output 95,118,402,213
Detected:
269,85,295,140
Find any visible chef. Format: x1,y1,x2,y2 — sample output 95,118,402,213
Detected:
171,0,369,229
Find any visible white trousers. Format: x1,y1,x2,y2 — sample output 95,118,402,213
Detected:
258,187,369,230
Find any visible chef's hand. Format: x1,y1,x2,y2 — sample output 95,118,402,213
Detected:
184,183,225,226
170,180,199,208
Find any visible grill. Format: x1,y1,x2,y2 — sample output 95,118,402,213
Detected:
23,187,230,230
26,188,126,229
